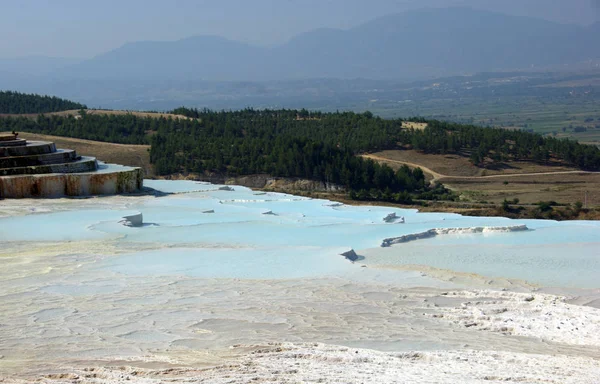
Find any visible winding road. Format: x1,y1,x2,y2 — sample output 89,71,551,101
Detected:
362,154,599,182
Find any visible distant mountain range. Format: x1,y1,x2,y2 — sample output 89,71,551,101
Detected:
54,7,600,81
1,7,599,108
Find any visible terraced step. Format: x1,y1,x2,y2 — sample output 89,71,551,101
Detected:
0,156,98,176
0,133,17,141
0,141,56,158
0,135,144,198
0,164,143,198
0,149,78,168
0,139,27,147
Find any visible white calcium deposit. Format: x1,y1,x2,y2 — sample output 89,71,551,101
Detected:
381,225,529,247
0,180,599,383
4,344,600,384
428,290,600,347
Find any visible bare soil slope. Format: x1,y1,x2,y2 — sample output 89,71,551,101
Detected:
402,121,428,130
0,109,193,120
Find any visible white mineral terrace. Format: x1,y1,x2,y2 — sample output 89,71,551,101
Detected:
381,225,529,246
0,180,599,383
0,135,143,198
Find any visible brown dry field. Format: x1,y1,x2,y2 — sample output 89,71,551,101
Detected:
18,133,154,177
365,150,600,206
401,121,428,130
367,150,580,178
0,109,193,120
443,173,600,206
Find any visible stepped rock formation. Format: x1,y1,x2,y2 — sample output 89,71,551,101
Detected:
0,133,143,198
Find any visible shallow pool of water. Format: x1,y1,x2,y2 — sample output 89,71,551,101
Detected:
2,179,598,288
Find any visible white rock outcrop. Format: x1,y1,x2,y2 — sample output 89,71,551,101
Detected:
381,225,529,247
383,213,405,223
119,212,143,227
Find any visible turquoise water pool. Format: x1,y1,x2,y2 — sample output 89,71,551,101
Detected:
1,180,598,288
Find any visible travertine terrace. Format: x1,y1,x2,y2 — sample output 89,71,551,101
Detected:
0,133,143,198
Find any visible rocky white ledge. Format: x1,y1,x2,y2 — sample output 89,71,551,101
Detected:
383,212,405,223
119,212,144,227
0,165,143,198
381,225,529,247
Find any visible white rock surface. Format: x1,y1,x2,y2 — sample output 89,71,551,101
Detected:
1,188,598,384
119,212,143,227
430,290,600,347
7,343,600,384
382,225,529,247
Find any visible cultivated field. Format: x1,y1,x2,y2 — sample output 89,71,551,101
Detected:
443,173,599,207
373,98,600,144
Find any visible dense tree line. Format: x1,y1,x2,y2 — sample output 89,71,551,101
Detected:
0,113,149,144
3,105,600,203
0,107,439,202
402,119,600,170
151,134,432,203
171,107,202,118
0,91,86,114
169,107,399,153
152,108,433,202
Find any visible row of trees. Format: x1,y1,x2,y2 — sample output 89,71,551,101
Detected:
402,119,600,170
151,134,430,199
0,108,440,202
3,106,600,203
0,91,86,114
0,114,150,144
169,107,400,153
151,109,436,202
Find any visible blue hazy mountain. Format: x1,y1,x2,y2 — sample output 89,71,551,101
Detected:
59,36,264,81
2,7,599,109
52,8,598,81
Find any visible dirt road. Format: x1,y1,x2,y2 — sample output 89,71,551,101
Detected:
362,154,598,181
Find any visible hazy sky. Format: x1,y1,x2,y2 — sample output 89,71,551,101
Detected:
0,0,598,59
